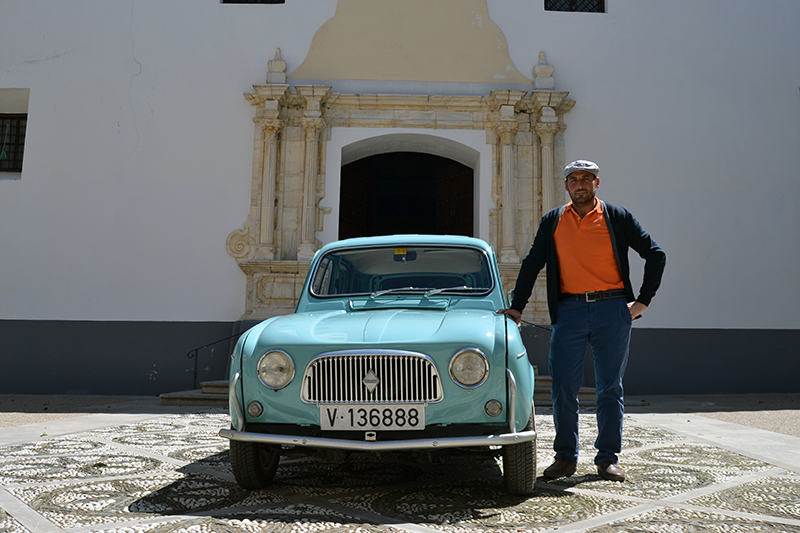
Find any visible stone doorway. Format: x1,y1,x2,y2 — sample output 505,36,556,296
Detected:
227,76,575,321
338,151,473,239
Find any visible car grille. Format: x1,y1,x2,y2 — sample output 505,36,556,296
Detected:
301,351,443,404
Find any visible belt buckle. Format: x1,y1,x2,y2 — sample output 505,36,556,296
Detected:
584,291,598,303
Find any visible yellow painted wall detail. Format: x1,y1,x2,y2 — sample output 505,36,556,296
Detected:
290,0,530,84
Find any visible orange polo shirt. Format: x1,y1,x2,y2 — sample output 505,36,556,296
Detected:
554,200,625,294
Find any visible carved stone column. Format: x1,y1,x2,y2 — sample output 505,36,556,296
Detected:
528,77,575,219
535,122,561,215
295,86,331,261
297,118,325,261
255,119,283,260
489,90,526,264
497,118,519,264
227,85,289,263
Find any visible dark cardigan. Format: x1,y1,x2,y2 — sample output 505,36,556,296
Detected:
510,200,666,325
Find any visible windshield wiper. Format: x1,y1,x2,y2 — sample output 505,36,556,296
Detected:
370,287,424,298
371,286,488,299
423,286,486,298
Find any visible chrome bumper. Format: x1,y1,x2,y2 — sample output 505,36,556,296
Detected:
219,427,536,452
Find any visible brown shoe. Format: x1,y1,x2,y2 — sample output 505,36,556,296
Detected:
543,458,577,479
597,461,626,482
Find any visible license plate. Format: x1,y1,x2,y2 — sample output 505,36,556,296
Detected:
320,404,425,431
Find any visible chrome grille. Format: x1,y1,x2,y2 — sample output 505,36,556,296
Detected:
302,351,443,404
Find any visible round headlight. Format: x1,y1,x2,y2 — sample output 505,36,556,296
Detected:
449,348,489,388
257,350,295,390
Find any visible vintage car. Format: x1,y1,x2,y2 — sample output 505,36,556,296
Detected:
219,234,537,494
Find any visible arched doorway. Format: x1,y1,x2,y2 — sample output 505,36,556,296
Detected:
339,151,473,239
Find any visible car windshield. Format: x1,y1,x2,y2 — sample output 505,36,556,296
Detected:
310,245,494,297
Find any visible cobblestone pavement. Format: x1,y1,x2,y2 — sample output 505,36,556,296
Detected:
1,403,799,533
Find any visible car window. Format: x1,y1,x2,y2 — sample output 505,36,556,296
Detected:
310,246,493,297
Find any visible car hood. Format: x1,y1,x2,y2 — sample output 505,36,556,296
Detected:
248,308,501,347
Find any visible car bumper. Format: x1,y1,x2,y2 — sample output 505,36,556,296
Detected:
219,427,536,451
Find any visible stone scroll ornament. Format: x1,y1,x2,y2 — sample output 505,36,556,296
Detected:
226,227,255,260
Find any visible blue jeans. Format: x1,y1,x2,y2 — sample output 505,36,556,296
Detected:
549,297,632,465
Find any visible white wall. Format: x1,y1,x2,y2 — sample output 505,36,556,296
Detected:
1,0,798,329
0,0,336,321
488,0,800,329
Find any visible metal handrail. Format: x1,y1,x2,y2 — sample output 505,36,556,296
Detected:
187,332,241,389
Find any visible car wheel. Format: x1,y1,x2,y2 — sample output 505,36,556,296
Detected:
230,438,280,489
502,412,536,495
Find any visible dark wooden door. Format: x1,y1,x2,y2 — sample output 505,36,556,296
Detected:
339,152,473,239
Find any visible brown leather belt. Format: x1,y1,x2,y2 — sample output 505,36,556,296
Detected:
559,289,628,302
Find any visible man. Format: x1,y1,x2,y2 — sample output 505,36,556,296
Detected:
497,160,665,482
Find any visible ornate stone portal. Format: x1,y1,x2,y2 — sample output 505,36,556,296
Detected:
227,51,574,321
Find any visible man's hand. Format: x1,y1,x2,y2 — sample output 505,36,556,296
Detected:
495,308,522,326
628,301,647,320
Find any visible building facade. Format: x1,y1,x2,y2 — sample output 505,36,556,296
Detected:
1,0,798,396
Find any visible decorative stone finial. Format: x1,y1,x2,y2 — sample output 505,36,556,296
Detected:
267,48,287,84
532,52,555,90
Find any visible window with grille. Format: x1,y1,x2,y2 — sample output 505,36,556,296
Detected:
0,115,26,173
545,0,604,13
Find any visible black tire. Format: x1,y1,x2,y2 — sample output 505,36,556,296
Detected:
229,438,280,489
502,412,536,495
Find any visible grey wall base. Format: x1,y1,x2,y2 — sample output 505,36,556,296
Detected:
1,320,797,396
0,320,252,396
522,326,800,395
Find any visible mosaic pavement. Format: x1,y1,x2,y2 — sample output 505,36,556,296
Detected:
0,408,799,533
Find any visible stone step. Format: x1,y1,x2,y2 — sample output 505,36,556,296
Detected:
200,380,229,395
534,374,596,405
159,383,228,407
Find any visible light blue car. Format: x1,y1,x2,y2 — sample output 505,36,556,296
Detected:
220,235,537,494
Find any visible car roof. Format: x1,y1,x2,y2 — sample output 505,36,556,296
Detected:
317,234,493,254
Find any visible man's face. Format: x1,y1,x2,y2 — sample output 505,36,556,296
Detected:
565,170,599,205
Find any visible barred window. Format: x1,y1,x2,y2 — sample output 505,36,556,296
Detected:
0,115,26,173
545,0,605,13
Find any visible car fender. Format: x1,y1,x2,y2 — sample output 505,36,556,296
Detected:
503,316,535,432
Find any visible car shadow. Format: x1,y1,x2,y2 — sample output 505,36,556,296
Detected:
128,447,573,525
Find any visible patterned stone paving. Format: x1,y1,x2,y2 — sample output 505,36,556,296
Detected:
0,506,29,533
0,408,798,532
